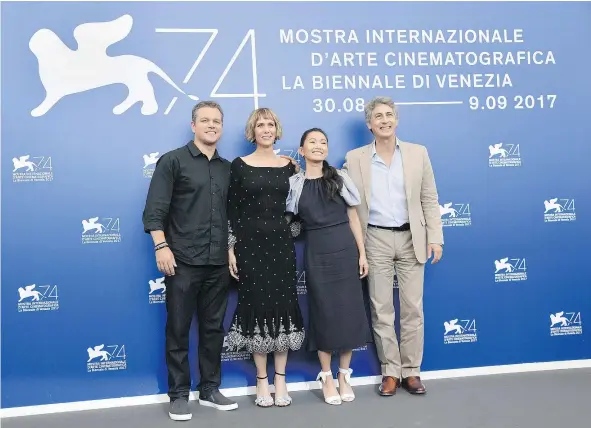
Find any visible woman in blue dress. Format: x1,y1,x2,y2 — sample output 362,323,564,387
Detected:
286,128,372,405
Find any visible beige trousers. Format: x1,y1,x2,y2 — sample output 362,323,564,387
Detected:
365,227,425,379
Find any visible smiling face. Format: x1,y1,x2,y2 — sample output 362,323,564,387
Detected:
367,103,397,139
254,115,277,148
191,106,223,146
299,129,328,163
245,108,283,146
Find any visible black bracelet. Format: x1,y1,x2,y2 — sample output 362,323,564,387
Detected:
155,242,169,251
154,240,166,247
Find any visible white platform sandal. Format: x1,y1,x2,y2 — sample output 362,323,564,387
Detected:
338,368,355,402
273,373,292,407
316,370,342,405
254,375,273,408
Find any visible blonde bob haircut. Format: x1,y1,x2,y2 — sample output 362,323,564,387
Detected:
244,108,283,143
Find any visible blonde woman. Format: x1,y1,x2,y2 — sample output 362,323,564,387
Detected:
225,108,304,408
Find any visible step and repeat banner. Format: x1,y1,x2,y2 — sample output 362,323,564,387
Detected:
2,1,590,409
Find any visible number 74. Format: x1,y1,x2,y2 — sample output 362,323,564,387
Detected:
155,29,266,114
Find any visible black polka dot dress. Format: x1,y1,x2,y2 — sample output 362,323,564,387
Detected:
226,157,305,354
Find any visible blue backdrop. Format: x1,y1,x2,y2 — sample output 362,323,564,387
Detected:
2,1,590,410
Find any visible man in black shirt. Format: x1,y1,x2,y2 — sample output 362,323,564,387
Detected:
142,101,237,421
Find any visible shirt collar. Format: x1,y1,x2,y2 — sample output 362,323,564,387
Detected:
187,141,220,160
371,137,400,158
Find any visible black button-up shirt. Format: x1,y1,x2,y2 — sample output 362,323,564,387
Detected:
142,141,231,266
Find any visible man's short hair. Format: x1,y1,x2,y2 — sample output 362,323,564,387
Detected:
364,96,399,122
192,101,224,123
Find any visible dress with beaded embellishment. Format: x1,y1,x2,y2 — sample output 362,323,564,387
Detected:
226,157,305,354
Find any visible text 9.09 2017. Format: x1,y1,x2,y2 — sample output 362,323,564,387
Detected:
469,94,557,110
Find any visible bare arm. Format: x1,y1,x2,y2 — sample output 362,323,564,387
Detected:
347,206,368,278
150,230,166,246
347,207,366,257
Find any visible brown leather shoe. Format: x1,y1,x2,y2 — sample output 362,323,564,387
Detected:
378,376,399,396
401,376,426,394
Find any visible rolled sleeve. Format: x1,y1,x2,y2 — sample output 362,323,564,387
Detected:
142,154,176,233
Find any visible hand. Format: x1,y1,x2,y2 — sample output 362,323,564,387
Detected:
427,244,443,264
228,249,239,280
280,155,300,173
156,246,177,276
359,254,369,279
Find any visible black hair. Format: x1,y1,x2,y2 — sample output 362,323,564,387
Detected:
299,128,343,200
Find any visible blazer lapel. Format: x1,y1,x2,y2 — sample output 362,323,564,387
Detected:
399,140,412,201
359,143,372,209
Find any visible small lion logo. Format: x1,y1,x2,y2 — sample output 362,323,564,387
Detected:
29,14,197,117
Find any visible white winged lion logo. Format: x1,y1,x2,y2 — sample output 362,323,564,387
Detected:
29,14,197,116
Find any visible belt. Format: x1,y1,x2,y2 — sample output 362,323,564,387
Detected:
368,223,410,232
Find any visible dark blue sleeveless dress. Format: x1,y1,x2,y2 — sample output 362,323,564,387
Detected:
298,177,372,352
